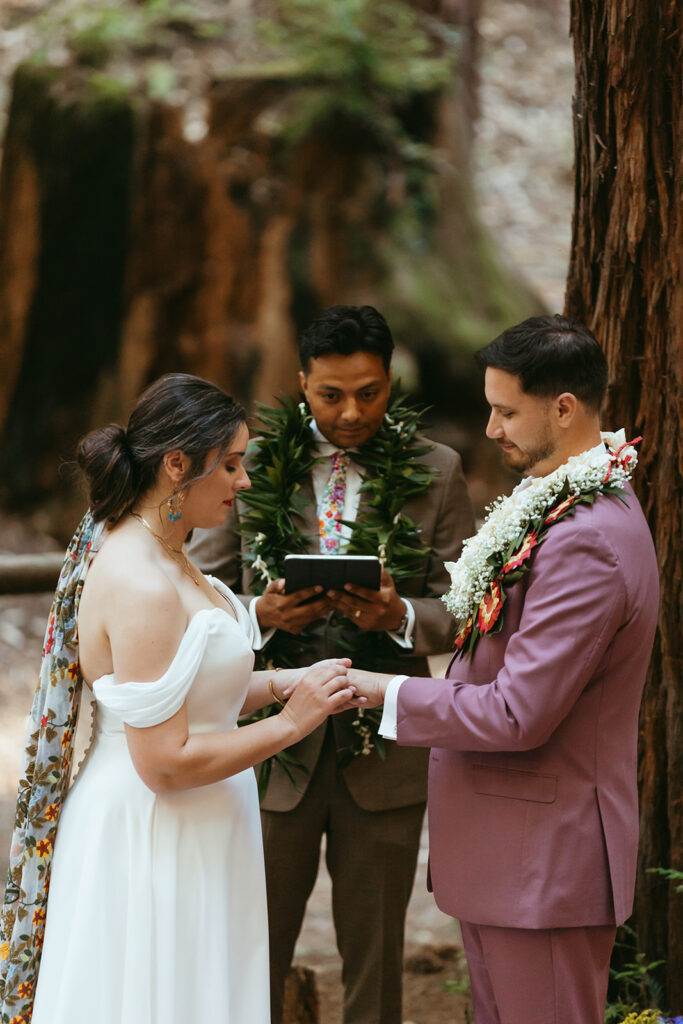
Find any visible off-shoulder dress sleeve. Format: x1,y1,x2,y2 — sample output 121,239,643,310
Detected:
93,608,224,728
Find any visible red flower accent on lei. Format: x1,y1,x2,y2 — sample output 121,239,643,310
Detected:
476,579,504,634
544,494,578,524
602,436,642,483
454,617,473,650
502,529,539,574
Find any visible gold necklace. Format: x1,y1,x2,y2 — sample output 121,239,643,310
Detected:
131,513,201,587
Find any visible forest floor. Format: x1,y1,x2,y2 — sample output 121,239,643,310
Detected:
0,0,573,1020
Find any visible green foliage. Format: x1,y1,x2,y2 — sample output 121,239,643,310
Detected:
604,926,666,1024
146,61,178,99
443,950,471,997
605,869,683,1022
647,867,683,894
260,0,456,151
28,0,225,74
265,0,452,94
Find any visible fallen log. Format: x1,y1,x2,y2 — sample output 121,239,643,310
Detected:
0,552,63,594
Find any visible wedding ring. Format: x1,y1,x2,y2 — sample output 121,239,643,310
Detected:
354,609,361,620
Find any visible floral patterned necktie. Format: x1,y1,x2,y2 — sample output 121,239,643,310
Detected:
318,450,350,553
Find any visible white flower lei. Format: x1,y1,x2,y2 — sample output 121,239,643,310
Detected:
442,430,639,625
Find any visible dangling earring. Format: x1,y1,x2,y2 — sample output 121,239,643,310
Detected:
167,491,184,522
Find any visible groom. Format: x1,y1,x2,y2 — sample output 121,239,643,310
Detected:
349,315,659,1024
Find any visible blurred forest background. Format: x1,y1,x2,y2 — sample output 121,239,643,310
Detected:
0,0,574,532
0,0,680,1020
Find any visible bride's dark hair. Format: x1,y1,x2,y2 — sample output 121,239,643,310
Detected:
77,373,246,523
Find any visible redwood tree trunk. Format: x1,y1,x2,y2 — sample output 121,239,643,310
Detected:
565,0,682,1007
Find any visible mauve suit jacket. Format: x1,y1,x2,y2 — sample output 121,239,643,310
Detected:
396,483,658,929
190,438,474,812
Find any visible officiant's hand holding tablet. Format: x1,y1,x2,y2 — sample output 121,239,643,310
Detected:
324,563,407,633
256,557,405,634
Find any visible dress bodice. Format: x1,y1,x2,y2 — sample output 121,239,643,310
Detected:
92,579,254,735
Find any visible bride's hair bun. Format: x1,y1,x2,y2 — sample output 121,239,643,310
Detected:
76,423,137,523
76,374,246,524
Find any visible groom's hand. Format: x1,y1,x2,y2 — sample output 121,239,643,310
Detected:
327,569,405,631
346,668,393,708
256,578,331,634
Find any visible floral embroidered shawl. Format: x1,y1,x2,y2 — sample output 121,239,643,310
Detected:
0,511,104,1023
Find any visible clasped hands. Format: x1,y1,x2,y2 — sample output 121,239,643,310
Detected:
256,569,405,635
271,661,394,740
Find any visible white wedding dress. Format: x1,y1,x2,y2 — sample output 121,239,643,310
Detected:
32,579,270,1024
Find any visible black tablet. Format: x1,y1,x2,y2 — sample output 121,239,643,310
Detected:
284,554,381,593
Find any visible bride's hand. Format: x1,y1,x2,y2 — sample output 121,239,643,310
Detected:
278,661,361,740
277,658,352,701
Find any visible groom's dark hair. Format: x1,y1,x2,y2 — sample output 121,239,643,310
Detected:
476,314,608,411
299,305,394,374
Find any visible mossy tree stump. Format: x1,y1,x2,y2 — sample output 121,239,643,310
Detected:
0,0,537,530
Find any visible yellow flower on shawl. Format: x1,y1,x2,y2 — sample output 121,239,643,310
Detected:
36,839,51,858
0,941,9,960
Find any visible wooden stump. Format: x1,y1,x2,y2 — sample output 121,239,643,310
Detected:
0,1,539,530
282,965,319,1024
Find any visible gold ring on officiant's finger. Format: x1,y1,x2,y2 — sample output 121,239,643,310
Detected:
354,609,361,620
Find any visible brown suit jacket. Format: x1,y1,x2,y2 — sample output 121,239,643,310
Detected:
190,438,474,812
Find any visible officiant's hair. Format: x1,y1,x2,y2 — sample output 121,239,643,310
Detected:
476,315,608,411
77,373,246,523
299,305,394,373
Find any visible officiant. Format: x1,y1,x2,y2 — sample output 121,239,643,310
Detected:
189,304,474,1024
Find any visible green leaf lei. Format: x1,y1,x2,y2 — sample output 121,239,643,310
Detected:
238,390,437,792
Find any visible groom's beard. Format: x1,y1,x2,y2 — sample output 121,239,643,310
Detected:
499,432,557,475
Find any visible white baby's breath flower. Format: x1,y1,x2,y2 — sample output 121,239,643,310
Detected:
441,432,638,627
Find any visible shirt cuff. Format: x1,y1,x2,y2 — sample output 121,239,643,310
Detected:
387,598,415,650
378,675,409,740
249,596,276,651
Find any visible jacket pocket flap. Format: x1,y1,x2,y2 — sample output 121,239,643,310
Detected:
472,764,557,804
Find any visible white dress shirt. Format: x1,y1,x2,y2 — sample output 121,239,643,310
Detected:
249,419,415,650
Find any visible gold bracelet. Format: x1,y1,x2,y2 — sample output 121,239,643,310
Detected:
269,678,287,707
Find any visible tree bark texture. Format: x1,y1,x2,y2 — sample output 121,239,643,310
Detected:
565,0,682,1006
0,0,537,524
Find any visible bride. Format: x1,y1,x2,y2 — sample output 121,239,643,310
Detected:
0,373,360,1024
